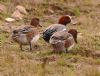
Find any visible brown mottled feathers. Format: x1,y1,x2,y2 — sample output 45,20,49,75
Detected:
26,27,39,42
12,17,41,51
50,29,77,53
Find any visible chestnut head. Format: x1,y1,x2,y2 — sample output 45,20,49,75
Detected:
68,29,78,43
58,15,71,25
30,17,42,27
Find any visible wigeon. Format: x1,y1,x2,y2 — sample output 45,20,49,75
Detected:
42,15,71,42
49,29,78,53
12,17,41,51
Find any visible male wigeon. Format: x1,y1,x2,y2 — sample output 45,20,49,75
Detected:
42,15,71,42
12,17,41,51
49,29,78,53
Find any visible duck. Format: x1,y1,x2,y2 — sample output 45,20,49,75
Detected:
49,29,78,53
42,15,72,42
12,17,41,51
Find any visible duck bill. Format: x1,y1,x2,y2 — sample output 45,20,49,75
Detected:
70,16,77,25
39,24,42,27
71,20,77,25
75,39,77,43
39,23,42,27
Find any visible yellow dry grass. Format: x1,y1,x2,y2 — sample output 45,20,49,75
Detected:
0,0,100,76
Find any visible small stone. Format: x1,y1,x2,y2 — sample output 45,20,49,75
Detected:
0,23,13,33
0,4,6,12
5,17,15,22
91,51,100,57
11,10,24,20
15,5,28,15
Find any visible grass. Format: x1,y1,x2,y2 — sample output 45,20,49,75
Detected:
0,0,100,76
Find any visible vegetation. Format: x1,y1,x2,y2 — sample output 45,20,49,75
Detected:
0,0,100,76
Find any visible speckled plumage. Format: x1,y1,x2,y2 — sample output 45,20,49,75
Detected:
50,29,77,53
12,18,41,51
43,24,67,42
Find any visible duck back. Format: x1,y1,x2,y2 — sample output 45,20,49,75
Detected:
43,24,67,42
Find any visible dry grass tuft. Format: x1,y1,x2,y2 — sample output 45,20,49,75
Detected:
0,0,100,76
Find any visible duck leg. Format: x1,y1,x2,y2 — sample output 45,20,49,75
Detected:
29,42,32,51
20,44,23,51
65,49,68,53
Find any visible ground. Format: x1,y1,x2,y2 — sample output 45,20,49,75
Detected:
0,0,100,76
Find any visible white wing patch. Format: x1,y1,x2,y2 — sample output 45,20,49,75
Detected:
62,28,67,32
31,34,40,44
67,43,75,51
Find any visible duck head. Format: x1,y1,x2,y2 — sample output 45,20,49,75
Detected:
58,15,71,25
68,29,78,43
30,17,42,27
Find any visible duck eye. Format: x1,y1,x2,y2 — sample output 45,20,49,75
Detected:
51,36,55,39
51,36,58,40
60,36,65,40
13,30,18,34
21,29,28,33
22,29,26,31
